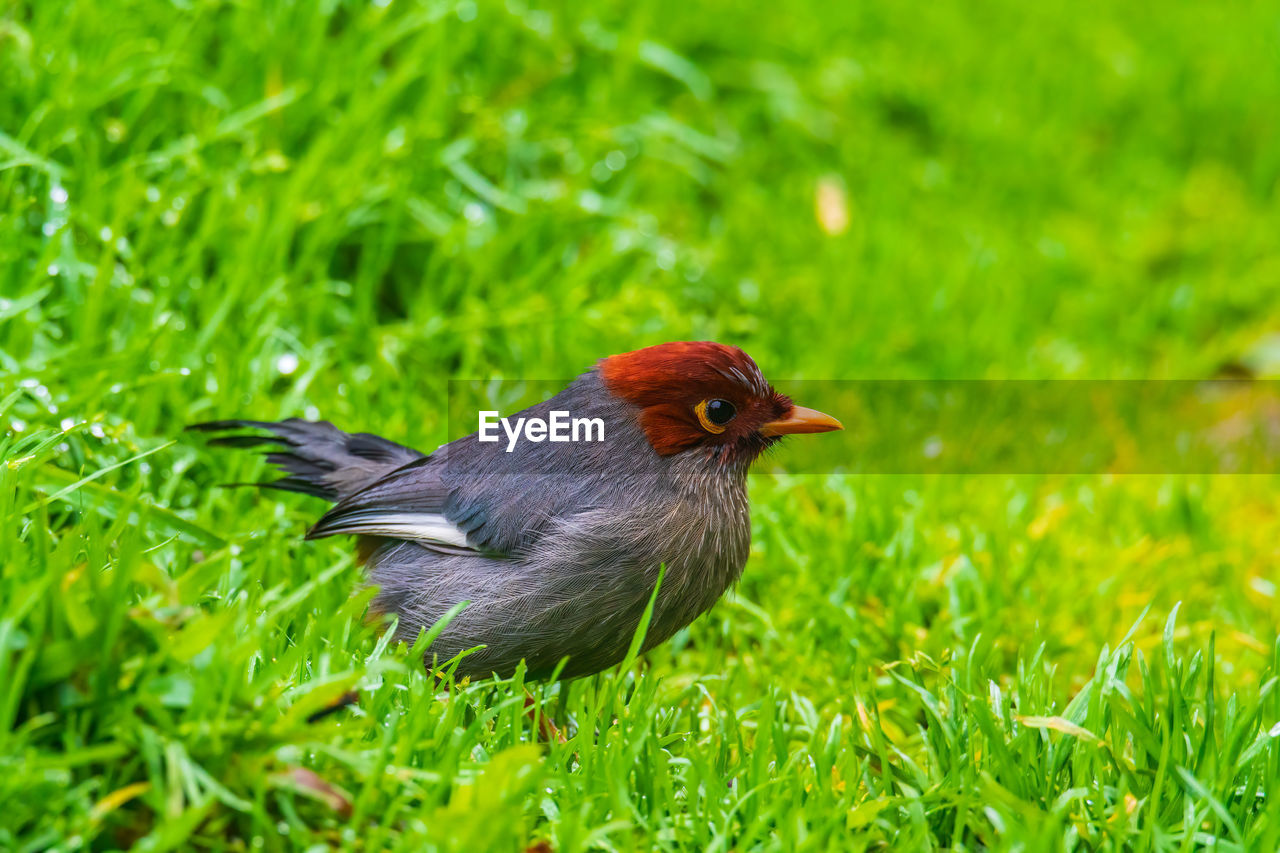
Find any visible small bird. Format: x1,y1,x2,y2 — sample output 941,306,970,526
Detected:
192,342,841,680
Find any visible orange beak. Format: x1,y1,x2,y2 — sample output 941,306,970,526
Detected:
759,405,843,437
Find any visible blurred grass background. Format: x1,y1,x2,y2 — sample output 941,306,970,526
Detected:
4,0,1280,849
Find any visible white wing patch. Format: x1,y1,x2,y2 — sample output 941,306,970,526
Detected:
321,511,472,549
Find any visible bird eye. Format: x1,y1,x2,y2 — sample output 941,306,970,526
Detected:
695,398,737,434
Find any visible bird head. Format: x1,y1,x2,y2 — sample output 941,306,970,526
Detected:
599,341,842,464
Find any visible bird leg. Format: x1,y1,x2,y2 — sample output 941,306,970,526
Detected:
524,692,569,743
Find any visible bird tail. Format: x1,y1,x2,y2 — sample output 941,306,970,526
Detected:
187,418,426,502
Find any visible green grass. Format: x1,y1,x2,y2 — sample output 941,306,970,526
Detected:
5,0,1280,849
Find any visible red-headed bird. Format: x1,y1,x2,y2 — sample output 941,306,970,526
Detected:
192,342,841,679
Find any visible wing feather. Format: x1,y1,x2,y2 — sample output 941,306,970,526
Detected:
305,457,496,556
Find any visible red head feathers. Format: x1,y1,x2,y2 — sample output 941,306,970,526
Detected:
599,342,841,458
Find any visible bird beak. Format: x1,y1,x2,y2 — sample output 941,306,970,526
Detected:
759,405,844,437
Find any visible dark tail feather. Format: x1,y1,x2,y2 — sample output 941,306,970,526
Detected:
187,418,426,502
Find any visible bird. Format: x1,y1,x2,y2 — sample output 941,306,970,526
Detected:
191,341,841,680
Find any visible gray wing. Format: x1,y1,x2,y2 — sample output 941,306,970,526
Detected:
285,371,642,556
305,450,534,557
303,455,478,554
191,418,564,557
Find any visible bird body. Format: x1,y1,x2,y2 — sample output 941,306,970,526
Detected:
194,342,840,679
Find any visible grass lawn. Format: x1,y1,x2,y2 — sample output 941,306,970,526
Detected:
5,0,1280,849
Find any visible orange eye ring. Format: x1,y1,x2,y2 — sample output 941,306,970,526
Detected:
694,399,735,434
